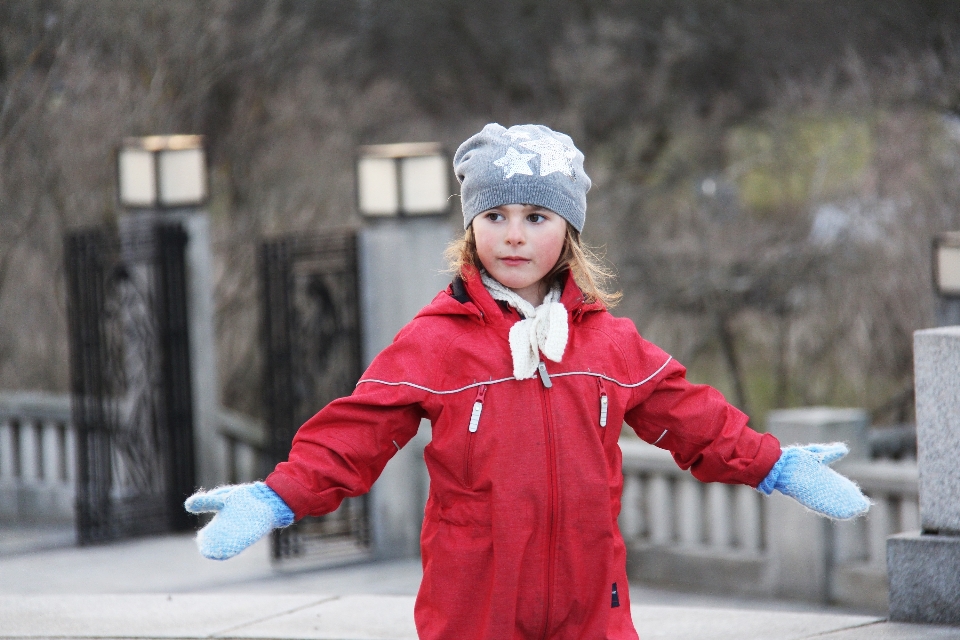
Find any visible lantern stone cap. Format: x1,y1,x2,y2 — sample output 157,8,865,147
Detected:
358,142,443,158
122,135,204,151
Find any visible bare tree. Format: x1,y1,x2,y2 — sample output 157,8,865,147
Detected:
3,0,960,426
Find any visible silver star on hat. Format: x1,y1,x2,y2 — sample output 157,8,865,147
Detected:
493,147,536,179
520,137,576,178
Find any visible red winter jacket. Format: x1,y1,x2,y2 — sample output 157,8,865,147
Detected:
265,267,781,640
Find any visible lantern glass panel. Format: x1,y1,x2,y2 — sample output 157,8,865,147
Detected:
118,148,156,207
358,156,399,216
938,245,960,296
400,155,448,215
158,148,207,206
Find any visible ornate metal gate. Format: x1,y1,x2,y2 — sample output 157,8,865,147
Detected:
260,230,370,566
65,222,195,544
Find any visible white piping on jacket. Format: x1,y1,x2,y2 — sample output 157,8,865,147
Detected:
355,356,673,395
356,376,514,395
550,356,673,388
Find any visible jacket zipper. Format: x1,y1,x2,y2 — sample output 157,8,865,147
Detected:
537,360,553,389
537,360,552,387
464,384,486,486
537,364,558,639
598,378,608,428
469,384,486,433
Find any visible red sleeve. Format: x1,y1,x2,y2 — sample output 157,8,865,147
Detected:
265,316,439,520
624,346,781,488
264,388,425,520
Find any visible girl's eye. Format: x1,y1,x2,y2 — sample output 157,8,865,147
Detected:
528,213,546,223
484,211,503,221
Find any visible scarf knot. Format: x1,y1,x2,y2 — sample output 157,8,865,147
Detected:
481,273,568,380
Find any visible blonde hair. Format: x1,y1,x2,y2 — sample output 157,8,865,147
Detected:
444,224,622,308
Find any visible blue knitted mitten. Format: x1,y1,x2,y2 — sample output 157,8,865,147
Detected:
184,482,294,560
757,443,870,520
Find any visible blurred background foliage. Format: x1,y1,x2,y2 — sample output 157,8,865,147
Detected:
3,0,960,426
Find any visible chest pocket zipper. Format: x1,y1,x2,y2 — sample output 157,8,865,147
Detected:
465,385,486,487
469,385,486,433
598,378,608,427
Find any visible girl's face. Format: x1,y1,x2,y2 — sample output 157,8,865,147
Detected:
472,203,567,306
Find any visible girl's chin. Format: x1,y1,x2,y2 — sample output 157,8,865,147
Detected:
488,271,537,289
498,280,543,297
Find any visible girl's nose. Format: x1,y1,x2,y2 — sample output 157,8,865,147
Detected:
505,219,525,245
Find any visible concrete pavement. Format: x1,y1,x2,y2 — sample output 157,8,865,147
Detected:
5,593,959,639
0,529,957,639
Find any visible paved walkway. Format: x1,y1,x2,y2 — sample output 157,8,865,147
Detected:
0,528,957,639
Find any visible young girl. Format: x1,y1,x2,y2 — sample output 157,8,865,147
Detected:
186,123,869,640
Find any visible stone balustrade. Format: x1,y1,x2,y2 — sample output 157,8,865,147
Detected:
828,458,919,609
0,394,268,522
620,435,919,610
0,391,920,610
620,441,765,553
839,460,920,566
0,392,75,524
217,408,269,484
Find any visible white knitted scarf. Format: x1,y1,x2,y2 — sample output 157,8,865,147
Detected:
481,272,568,380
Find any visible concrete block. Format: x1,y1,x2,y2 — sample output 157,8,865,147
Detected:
15,484,74,524
175,212,222,491
829,562,888,613
887,531,960,624
357,218,454,366
913,327,960,534
767,407,870,459
0,481,16,522
764,490,834,602
627,543,768,598
765,408,869,603
358,218,453,560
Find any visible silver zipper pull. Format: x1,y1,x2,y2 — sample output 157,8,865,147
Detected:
469,402,483,433
469,385,487,432
598,378,608,427
537,361,552,388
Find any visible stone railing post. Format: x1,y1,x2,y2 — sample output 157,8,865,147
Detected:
358,218,452,560
765,408,869,602
888,327,960,624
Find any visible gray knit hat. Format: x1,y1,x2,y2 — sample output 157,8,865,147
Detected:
454,123,591,232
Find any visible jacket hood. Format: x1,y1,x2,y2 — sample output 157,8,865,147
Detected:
415,264,605,325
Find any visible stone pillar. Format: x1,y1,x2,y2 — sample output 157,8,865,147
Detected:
358,217,454,559
119,210,223,491
166,210,222,491
887,327,960,624
765,408,869,602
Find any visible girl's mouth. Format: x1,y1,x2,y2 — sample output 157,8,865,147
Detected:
499,257,530,266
